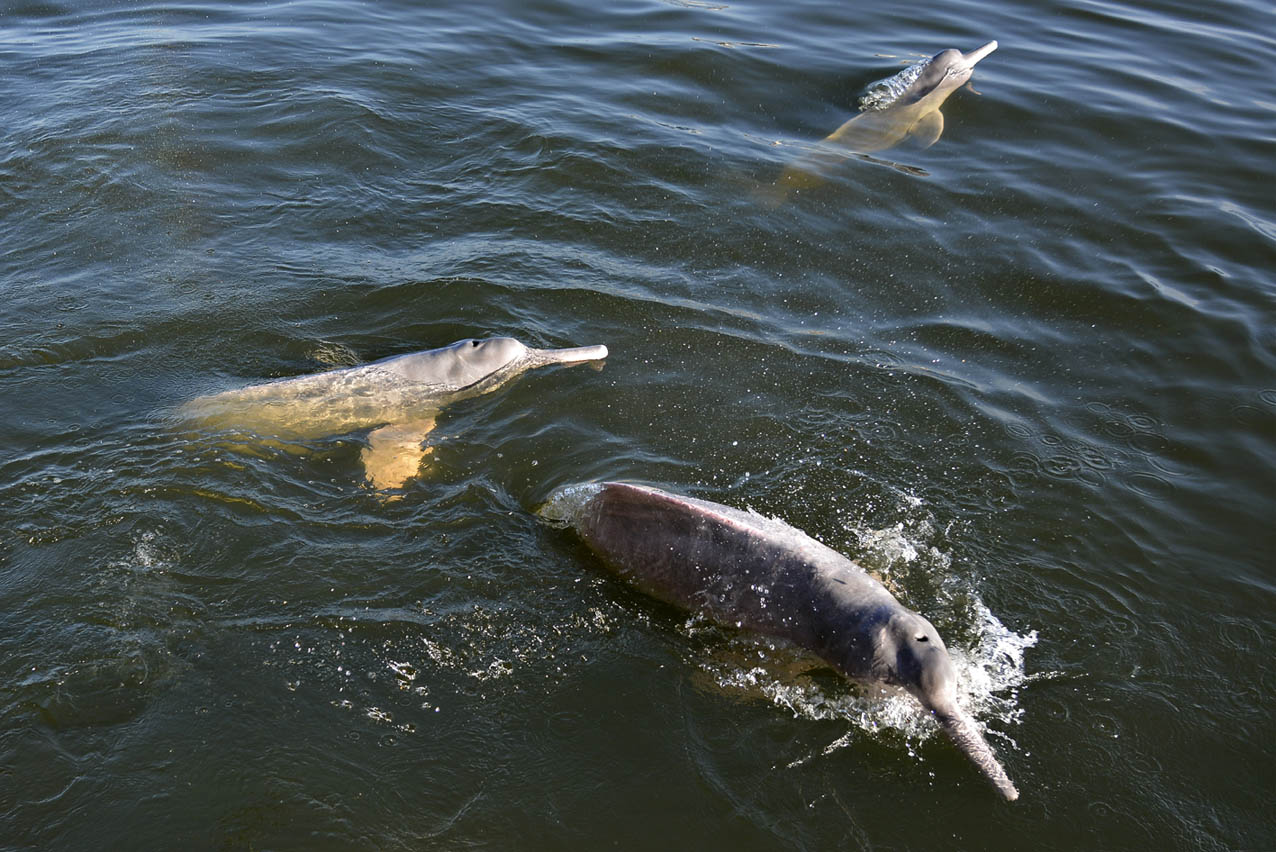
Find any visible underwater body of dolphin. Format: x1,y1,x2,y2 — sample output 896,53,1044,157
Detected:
181,337,608,489
549,481,1019,801
773,40,998,196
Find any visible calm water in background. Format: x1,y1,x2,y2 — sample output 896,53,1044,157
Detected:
2,0,1273,848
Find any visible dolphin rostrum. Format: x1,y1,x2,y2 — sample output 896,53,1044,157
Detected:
181,337,608,489
773,41,998,197
545,481,1020,800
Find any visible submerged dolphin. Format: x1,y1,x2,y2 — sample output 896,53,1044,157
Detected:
547,481,1019,800
181,337,608,489
772,41,998,197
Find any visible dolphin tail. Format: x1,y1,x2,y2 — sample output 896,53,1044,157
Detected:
935,708,1019,801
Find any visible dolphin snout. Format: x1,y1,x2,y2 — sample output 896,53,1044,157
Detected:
934,707,1019,801
962,40,998,67
534,344,609,366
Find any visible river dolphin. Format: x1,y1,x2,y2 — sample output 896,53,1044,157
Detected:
548,481,1019,800
181,337,608,489
772,40,998,197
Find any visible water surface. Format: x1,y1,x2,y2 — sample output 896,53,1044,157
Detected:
2,0,1273,849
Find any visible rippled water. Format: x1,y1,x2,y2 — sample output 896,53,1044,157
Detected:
2,0,1273,849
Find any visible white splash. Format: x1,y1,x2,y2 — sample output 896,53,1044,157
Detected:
950,601,1038,738
858,59,929,111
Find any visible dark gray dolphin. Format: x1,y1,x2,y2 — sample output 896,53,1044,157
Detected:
181,337,608,489
772,41,997,197
549,481,1019,800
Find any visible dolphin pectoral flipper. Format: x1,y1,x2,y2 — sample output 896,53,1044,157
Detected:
911,109,945,148
361,416,437,490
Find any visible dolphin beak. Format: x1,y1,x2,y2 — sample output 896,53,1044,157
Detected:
529,344,609,367
934,706,1019,801
960,40,998,70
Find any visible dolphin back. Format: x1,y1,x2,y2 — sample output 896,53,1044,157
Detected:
570,482,896,658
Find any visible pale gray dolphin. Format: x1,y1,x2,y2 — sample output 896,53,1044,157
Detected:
545,481,1019,800
181,337,608,489
772,41,998,198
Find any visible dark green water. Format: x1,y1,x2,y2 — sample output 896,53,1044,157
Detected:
2,0,1273,849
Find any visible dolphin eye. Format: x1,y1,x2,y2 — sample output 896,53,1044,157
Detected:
471,340,480,347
